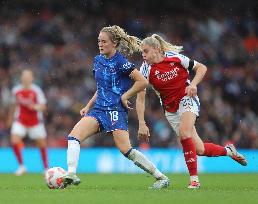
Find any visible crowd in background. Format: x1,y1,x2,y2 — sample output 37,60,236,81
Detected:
0,0,257,148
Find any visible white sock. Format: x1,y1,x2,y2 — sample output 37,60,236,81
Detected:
153,169,165,179
67,139,80,174
19,164,26,168
127,149,165,179
190,175,199,182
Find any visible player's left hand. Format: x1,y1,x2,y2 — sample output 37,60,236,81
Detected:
185,84,197,97
138,123,150,142
121,95,133,111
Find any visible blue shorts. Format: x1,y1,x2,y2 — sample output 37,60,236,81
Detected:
85,108,128,132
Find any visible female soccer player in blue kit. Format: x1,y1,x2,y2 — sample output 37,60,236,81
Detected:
63,26,169,189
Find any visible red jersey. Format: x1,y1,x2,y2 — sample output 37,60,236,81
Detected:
11,84,47,127
140,51,197,112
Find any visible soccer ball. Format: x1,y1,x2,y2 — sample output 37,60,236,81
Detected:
45,167,67,189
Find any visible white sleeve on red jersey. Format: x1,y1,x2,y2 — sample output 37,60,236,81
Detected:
31,84,47,105
139,51,197,79
165,51,197,70
139,61,150,80
11,85,22,104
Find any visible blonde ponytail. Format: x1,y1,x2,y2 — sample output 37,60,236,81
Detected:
141,34,183,53
101,25,141,55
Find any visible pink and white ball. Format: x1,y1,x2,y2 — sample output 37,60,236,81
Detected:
45,167,67,189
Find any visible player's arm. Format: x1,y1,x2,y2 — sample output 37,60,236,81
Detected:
80,91,97,116
186,62,207,97
29,87,47,112
121,69,148,110
30,104,46,112
7,104,15,128
136,90,150,142
7,89,16,128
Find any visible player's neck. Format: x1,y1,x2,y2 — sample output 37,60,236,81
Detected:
104,50,116,59
22,84,32,89
153,54,164,64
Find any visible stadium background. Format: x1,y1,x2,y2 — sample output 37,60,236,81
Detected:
0,0,258,173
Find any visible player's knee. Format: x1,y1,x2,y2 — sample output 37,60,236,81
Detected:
119,147,131,155
179,127,192,140
10,135,22,145
36,139,47,148
69,129,83,141
196,146,205,155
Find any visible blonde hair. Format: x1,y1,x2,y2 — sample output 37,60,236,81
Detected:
141,34,183,53
101,25,141,55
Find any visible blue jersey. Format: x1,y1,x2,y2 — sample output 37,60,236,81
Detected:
93,52,135,111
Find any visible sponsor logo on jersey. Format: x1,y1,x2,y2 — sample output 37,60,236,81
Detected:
156,67,179,82
17,95,34,106
155,70,160,75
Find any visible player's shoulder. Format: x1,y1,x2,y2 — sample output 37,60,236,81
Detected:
164,51,177,58
94,54,102,62
115,52,135,70
116,51,126,58
165,51,191,65
115,52,128,63
31,84,43,92
12,84,23,93
165,51,189,60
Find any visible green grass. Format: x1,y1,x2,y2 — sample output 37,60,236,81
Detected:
0,173,257,204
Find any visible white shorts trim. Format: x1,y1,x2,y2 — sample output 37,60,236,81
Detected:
10,121,47,139
165,95,200,136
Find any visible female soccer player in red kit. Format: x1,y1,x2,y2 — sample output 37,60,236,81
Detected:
8,69,48,175
136,34,247,189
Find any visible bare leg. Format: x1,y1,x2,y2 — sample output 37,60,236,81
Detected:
11,135,26,176
35,138,48,170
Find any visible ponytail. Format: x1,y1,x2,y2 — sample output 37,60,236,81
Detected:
141,34,183,53
101,25,141,55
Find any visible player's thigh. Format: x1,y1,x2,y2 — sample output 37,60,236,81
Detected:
112,130,132,154
10,122,26,144
28,123,47,140
179,111,196,138
34,138,47,148
191,126,205,155
70,116,99,141
178,95,200,137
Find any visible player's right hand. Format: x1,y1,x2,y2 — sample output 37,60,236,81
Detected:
6,118,12,129
80,107,89,116
185,83,197,97
138,123,150,142
121,95,133,111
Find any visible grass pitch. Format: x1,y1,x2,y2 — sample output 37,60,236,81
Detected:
0,173,257,204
